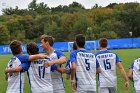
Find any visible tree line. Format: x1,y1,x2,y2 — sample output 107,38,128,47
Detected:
0,0,140,44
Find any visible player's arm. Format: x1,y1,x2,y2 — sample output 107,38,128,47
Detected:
128,62,134,81
96,67,101,74
96,60,101,74
28,54,49,61
71,62,76,81
50,64,70,73
5,72,9,80
65,60,71,80
43,56,66,67
128,69,133,81
70,62,77,91
117,62,129,90
5,63,30,74
56,67,70,73
66,73,71,80
5,66,23,73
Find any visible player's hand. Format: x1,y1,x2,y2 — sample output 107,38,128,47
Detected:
43,62,53,68
125,81,129,90
66,74,70,80
4,68,9,80
5,73,9,80
71,80,77,92
4,68,8,74
39,54,49,59
71,83,77,92
65,68,70,73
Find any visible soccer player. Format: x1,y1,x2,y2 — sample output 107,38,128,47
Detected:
70,34,101,93
128,58,140,93
95,38,129,93
26,42,69,93
65,42,77,80
65,42,77,93
4,40,48,93
40,35,66,93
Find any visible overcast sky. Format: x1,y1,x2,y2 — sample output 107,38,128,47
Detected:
0,0,140,14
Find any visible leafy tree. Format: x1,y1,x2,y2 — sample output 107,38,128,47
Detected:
0,24,10,44
99,31,118,39
28,0,50,15
106,3,118,8
2,6,19,15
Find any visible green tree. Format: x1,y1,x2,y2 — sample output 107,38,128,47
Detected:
0,24,10,44
28,0,50,15
99,31,118,39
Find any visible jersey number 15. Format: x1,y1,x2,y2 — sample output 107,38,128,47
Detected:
103,59,111,70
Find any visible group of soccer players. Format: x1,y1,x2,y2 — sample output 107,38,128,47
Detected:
4,34,140,93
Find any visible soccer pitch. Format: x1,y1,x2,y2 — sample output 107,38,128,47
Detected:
0,49,140,93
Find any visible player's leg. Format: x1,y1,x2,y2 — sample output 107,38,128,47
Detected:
108,87,117,93
98,87,109,93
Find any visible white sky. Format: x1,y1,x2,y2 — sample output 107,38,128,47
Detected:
0,0,140,14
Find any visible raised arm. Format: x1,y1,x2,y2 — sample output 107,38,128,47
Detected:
56,67,70,73
5,66,23,73
28,54,49,61
43,56,66,67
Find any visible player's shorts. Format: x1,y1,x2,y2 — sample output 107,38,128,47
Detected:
98,87,117,93
53,89,65,93
76,90,96,93
135,90,140,93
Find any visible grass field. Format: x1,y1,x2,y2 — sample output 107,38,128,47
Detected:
0,49,140,93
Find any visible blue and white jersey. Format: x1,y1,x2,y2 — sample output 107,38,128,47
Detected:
47,50,65,93
70,49,99,92
130,58,140,90
95,50,121,87
6,54,30,93
27,58,57,93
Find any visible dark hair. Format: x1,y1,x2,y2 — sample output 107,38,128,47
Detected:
73,42,77,50
75,34,85,48
41,34,54,46
99,38,108,48
10,40,22,55
26,42,39,55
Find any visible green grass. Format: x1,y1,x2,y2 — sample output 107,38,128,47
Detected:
0,49,140,93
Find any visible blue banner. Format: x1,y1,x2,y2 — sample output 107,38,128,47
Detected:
0,38,140,54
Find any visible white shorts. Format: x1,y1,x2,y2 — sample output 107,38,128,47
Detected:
98,87,117,93
76,90,96,93
135,90,140,93
53,89,65,93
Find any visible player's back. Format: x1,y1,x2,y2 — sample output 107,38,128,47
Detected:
27,59,53,93
71,49,97,92
6,55,28,93
131,58,140,90
95,50,120,87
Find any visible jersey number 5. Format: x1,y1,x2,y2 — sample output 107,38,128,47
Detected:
85,59,90,71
